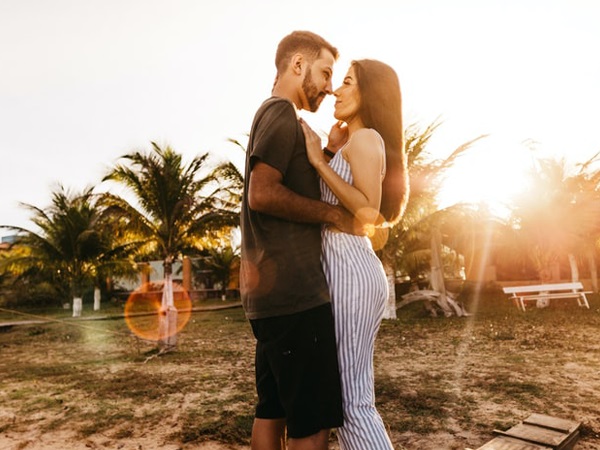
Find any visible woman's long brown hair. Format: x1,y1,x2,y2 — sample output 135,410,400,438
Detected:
353,59,409,225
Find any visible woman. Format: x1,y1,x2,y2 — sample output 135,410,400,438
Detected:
301,59,408,450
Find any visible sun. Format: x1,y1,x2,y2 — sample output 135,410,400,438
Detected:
436,140,533,218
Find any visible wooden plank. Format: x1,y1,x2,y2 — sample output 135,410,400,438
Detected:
517,293,582,300
480,415,581,450
476,436,552,450
502,283,583,294
495,423,570,447
523,413,580,434
559,431,581,450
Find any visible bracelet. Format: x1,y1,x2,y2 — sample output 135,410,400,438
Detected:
323,147,335,158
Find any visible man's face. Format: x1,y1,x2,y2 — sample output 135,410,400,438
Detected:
301,49,335,112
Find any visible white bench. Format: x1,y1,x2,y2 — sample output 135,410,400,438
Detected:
502,282,591,312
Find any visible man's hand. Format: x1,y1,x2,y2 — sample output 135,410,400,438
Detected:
330,205,367,236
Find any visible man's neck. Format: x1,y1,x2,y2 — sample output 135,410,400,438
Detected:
272,82,302,110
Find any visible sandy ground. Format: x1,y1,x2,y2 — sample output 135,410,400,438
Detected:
0,434,246,450
1,303,600,450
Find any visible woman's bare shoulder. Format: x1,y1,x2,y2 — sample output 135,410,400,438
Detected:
347,128,384,155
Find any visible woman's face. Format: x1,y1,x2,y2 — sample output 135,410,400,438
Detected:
333,65,361,124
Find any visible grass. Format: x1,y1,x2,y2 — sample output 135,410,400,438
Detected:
1,294,600,449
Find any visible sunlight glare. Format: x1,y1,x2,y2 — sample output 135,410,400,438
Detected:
436,139,533,218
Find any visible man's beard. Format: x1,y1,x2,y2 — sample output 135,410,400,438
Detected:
302,67,325,112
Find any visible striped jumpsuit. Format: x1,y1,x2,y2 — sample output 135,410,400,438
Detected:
321,148,394,450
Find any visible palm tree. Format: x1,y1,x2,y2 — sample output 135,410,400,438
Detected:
508,156,600,289
101,142,240,348
89,216,144,311
569,154,600,291
186,224,241,298
196,244,240,300
378,120,487,317
0,186,117,316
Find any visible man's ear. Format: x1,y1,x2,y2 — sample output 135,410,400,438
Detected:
291,53,304,75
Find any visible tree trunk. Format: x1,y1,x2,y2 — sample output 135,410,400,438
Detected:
568,253,579,281
72,296,83,317
382,262,397,320
93,287,101,311
182,256,192,293
430,229,453,316
159,259,178,349
588,249,598,292
429,229,468,316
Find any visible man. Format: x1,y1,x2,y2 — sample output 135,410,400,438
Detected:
240,31,353,450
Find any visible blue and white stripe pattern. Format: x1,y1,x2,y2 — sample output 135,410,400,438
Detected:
321,149,394,450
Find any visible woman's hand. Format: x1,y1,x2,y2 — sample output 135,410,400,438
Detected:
299,119,326,168
327,121,348,152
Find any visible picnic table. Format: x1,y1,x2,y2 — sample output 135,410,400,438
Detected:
502,282,591,312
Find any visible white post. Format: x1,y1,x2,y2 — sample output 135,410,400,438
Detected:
93,287,101,311
72,297,83,317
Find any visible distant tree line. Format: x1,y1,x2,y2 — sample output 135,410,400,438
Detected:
3,123,600,318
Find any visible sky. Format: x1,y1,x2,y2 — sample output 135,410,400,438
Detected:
1,0,599,238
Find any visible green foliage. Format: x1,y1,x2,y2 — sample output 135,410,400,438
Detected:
1,187,107,302
0,186,141,308
506,156,600,281
101,142,241,273
193,244,240,292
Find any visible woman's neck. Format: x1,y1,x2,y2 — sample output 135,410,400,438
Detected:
346,116,365,137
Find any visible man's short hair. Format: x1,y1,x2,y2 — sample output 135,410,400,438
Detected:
275,30,339,74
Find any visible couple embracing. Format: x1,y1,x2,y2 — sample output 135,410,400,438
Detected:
240,30,409,450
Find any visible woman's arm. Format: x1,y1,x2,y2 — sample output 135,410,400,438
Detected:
301,122,384,227
248,161,366,235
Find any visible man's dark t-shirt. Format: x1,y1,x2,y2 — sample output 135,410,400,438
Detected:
240,97,330,320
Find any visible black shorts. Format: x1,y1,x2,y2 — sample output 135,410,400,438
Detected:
250,303,343,439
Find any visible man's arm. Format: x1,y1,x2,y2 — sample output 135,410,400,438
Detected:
248,161,359,231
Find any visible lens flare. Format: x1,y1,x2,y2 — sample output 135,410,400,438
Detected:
369,226,390,251
124,282,192,341
239,259,260,293
240,256,276,297
358,209,390,251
